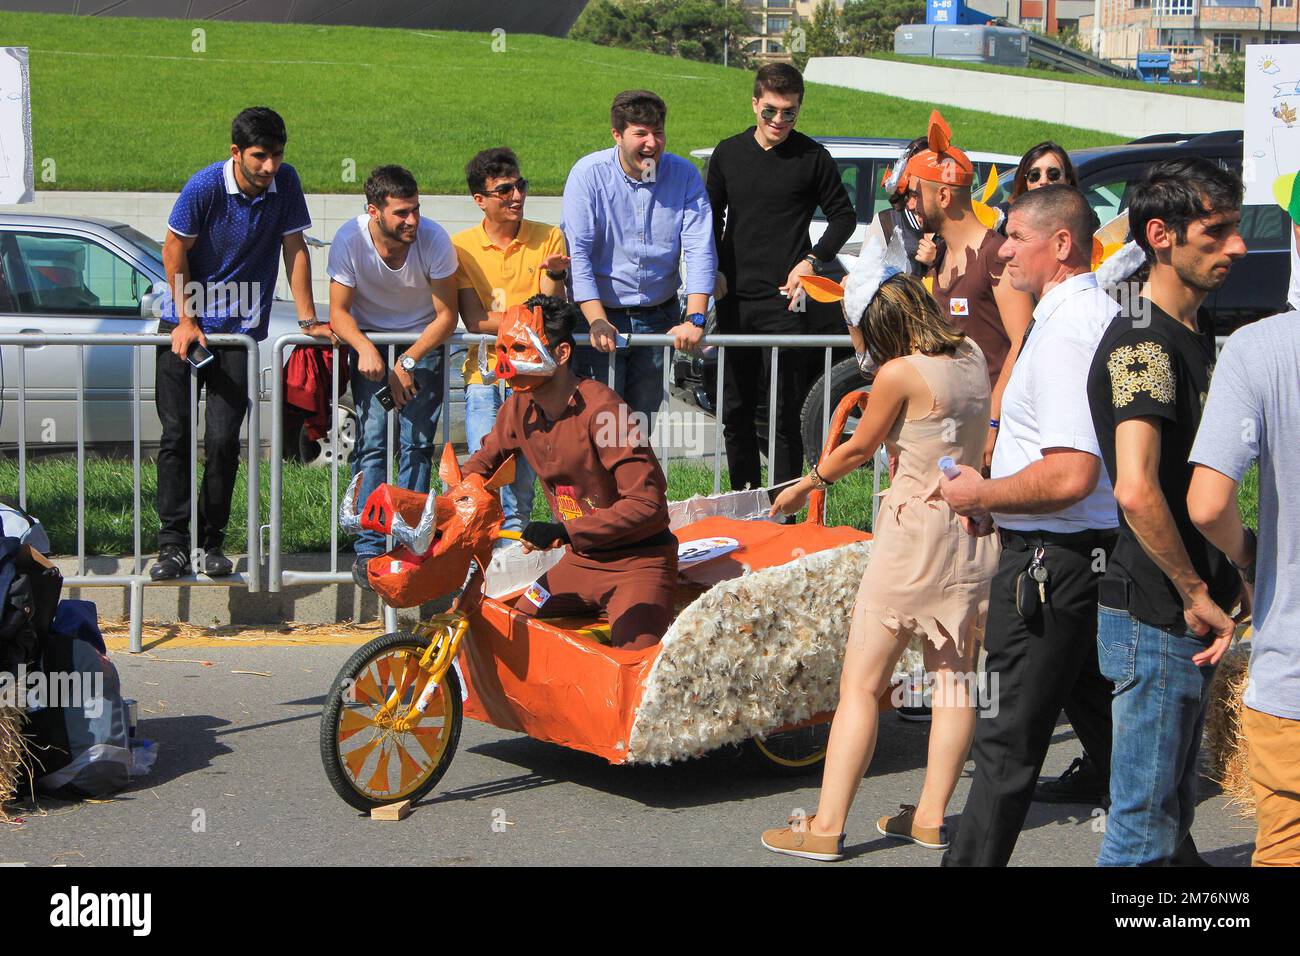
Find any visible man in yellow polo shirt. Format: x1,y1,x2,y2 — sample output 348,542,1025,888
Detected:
454,147,569,530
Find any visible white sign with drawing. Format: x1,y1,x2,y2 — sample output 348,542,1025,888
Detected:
1244,44,1300,206
0,47,33,204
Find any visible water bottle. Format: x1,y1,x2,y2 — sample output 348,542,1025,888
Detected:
938,455,962,479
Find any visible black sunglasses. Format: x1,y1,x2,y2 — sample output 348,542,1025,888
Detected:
483,178,528,198
1026,166,1064,185
759,106,798,123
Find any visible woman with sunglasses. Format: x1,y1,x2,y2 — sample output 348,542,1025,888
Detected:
993,142,1077,237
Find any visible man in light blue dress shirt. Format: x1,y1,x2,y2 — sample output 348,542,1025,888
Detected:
561,89,717,429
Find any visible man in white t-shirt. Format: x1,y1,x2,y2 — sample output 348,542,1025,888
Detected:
326,165,459,586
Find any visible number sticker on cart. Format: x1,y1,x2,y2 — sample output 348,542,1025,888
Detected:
677,536,740,566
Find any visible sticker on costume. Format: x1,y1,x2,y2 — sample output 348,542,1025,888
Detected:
522,581,551,608
554,485,584,521
949,297,969,317
677,536,741,566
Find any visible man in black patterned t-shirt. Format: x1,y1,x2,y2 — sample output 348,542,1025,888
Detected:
1086,157,1248,866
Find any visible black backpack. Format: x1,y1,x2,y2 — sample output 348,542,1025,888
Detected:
0,535,63,674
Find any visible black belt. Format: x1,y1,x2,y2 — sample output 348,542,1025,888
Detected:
999,527,1118,552
604,298,676,315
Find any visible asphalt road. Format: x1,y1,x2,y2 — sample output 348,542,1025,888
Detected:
2,644,1256,867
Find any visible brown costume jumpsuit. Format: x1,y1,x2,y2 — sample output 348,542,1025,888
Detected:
462,377,678,649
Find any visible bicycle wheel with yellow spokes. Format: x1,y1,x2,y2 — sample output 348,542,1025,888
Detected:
744,722,831,777
320,630,462,812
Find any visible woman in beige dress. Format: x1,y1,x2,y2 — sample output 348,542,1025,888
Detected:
761,234,1000,861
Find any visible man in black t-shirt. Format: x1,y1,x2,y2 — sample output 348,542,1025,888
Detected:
705,63,856,489
1086,157,1248,866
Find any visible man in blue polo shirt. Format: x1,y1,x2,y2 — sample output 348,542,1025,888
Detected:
561,89,716,429
152,106,325,581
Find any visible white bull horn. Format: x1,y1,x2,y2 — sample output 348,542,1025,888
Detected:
338,473,363,534
389,488,438,556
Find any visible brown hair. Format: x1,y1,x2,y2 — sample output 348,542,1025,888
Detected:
1010,141,1077,200
610,90,667,133
858,274,965,362
754,62,804,104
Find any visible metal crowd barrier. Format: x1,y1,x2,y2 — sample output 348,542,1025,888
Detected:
266,331,868,622
0,332,261,653
2,329,1234,654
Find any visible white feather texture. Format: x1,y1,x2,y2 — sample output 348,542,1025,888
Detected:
843,226,910,330
623,541,928,765
1096,239,1146,289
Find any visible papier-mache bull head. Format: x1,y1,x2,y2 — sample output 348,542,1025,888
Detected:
339,444,516,607
493,303,557,390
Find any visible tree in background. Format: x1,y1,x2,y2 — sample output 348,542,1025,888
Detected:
788,0,925,67
788,0,844,70
570,0,752,67
841,0,925,54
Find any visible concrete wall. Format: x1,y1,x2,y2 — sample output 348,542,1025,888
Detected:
0,191,565,303
804,55,1243,139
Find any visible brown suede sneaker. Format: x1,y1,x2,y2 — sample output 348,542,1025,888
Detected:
876,804,948,849
761,815,845,861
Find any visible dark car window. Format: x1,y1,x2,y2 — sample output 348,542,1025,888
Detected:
1238,204,1290,253
6,231,151,317
814,159,867,224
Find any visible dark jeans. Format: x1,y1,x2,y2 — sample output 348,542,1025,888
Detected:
155,341,249,553
571,300,676,431
718,294,840,489
944,529,1116,867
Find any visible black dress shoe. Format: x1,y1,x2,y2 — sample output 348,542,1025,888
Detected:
1033,754,1109,807
352,556,374,591
202,547,234,577
150,544,191,581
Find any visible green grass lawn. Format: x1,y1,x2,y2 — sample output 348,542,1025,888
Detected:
0,455,1257,558
5,10,1124,195
863,51,1243,104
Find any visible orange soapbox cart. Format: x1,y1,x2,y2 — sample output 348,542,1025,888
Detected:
320,393,879,812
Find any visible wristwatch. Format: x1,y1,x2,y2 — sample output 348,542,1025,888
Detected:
398,354,417,372
803,253,819,267
545,267,568,281
687,312,707,329
298,317,320,330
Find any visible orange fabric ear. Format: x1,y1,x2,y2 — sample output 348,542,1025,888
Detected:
800,274,846,304
485,455,517,492
927,110,952,155
438,443,462,487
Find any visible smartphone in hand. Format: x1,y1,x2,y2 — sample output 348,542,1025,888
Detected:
187,342,214,370
375,384,396,411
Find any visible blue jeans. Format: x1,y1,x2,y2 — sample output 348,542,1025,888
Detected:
571,301,675,427
465,381,535,532
1096,606,1218,866
348,348,444,559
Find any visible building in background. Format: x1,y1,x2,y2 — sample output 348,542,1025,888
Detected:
1082,1,1300,73
739,0,842,62
0,0,590,37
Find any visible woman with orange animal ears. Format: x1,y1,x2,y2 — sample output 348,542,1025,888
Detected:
760,230,1000,862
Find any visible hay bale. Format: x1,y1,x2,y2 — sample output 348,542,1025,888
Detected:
1,706,32,819
1203,641,1254,817
627,541,927,764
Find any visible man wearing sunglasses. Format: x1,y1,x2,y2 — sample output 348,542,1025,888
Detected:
453,147,569,533
705,63,857,491
562,89,717,431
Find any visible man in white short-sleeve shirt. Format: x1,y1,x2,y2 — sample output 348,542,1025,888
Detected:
938,186,1120,866
326,165,458,586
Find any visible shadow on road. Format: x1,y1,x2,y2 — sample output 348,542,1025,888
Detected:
135,713,233,787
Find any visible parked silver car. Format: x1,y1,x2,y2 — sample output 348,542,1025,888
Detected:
0,214,481,464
